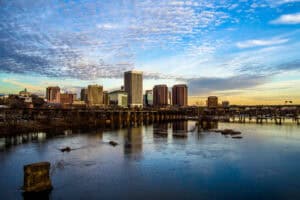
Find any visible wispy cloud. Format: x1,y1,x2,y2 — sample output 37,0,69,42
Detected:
236,38,289,48
270,13,300,24
268,0,300,5
187,75,267,95
0,0,235,80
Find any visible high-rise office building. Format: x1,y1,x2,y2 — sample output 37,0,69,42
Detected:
207,96,218,108
103,91,109,106
80,88,88,102
144,90,153,107
153,85,168,106
46,86,60,103
172,84,188,107
124,70,143,108
87,85,103,106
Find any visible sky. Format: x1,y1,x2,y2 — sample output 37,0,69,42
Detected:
0,0,300,105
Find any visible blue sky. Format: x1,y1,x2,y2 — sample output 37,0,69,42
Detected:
0,0,300,105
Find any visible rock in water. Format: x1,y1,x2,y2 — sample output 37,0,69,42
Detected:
223,129,235,135
60,147,71,152
220,129,242,135
23,162,52,193
109,141,118,146
232,136,243,139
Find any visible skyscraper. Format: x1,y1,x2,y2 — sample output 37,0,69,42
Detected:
124,70,143,108
87,85,103,106
153,85,168,106
144,90,153,107
80,88,88,102
172,84,188,107
46,86,60,103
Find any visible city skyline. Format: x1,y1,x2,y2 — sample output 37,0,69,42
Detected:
0,0,300,105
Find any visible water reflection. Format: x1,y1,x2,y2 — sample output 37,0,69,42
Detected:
199,120,218,130
64,129,73,136
153,123,168,136
124,126,143,156
0,128,107,151
0,132,47,150
1,122,300,199
22,191,51,200
172,121,188,137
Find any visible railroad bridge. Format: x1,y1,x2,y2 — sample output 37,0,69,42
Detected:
0,105,299,133
196,105,300,126
0,108,188,130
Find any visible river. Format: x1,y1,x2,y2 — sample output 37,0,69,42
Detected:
1,121,300,199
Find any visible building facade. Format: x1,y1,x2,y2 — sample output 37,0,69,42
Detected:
144,90,153,107
46,86,60,103
19,88,31,97
172,84,188,107
80,88,88,102
60,93,74,104
207,96,218,108
87,85,103,106
108,90,128,107
124,71,143,108
153,85,168,106
103,91,109,106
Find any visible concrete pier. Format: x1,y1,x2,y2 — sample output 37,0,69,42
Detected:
23,162,52,193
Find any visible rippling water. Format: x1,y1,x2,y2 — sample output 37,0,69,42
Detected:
1,121,300,199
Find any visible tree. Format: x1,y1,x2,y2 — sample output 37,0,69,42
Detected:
31,94,45,108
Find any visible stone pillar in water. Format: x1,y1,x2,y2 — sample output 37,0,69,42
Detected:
23,162,52,192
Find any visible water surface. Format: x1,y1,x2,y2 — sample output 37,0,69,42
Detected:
1,121,300,199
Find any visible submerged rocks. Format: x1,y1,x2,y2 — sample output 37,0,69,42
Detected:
59,146,71,152
212,129,243,139
220,129,241,135
213,129,242,135
109,141,118,146
232,136,243,139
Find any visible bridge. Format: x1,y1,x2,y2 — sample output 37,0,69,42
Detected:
0,105,299,134
194,105,300,129
0,108,188,134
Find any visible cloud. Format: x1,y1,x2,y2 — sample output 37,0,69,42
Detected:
275,59,300,71
0,0,235,80
96,23,120,30
187,75,267,95
270,13,300,24
236,38,289,48
268,0,300,5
